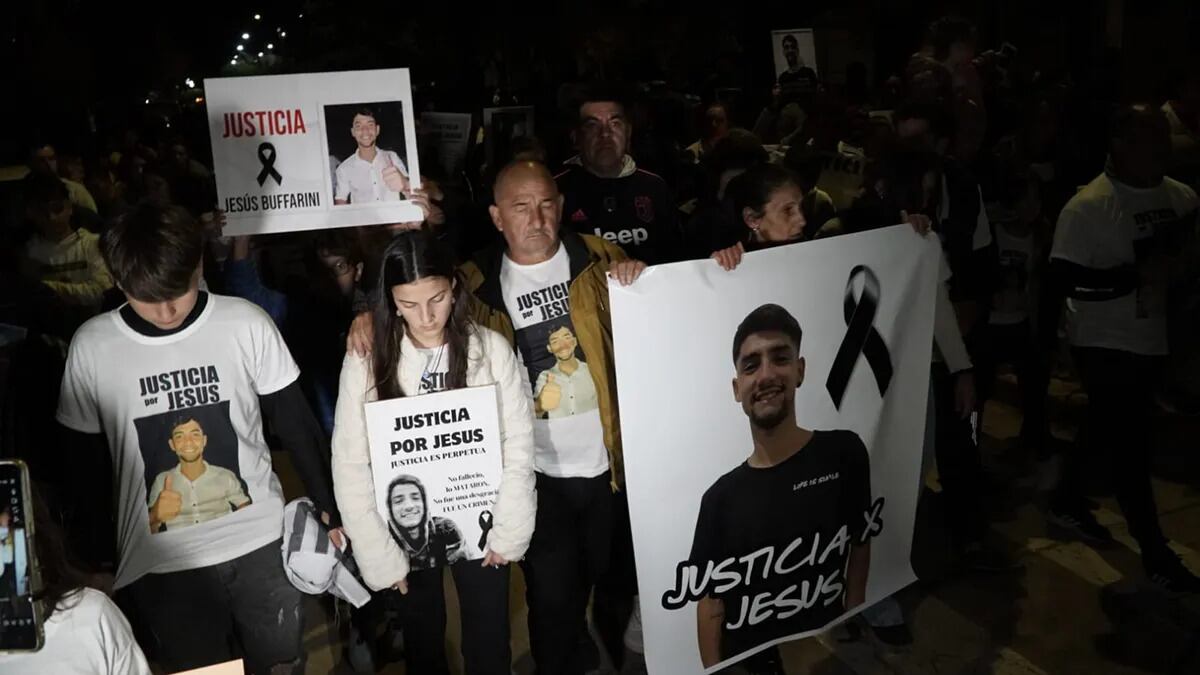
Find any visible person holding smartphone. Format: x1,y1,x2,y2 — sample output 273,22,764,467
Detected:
0,472,151,675
332,231,536,674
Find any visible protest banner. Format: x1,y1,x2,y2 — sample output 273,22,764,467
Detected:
363,384,502,570
609,226,940,673
205,68,424,236
771,29,819,88
419,112,472,179
482,106,535,167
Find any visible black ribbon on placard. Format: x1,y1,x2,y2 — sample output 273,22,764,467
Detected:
256,142,282,186
826,265,893,408
477,510,493,551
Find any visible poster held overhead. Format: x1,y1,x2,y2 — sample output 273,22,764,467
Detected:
770,29,819,91
364,384,503,570
205,68,424,236
609,226,940,673
419,112,472,180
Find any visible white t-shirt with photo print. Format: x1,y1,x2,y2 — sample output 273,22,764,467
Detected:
500,245,609,479
1052,173,1199,356
56,293,300,590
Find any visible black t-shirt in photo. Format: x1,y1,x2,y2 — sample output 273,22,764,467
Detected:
689,429,871,658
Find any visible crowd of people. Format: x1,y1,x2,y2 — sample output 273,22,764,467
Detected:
1,12,1199,675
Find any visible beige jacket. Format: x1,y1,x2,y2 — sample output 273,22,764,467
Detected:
331,325,536,590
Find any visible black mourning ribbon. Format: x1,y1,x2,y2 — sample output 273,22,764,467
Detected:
477,510,494,551
256,142,282,186
826,265,893,408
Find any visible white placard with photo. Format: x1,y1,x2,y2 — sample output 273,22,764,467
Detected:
419,112,472,178
771,29,819,84
205,68,424,236
610,226,940,673
364,384,503,570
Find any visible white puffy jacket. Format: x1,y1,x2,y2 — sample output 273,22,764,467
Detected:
332,325,536,590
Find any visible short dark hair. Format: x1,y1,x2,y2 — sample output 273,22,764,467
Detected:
782,34,799,48
167,414,202,436
927,16,976,61
313,228,364,265
577,83,630,124
352,107,378,122
732,304,804,364
23,171,69,207
101,202,203,302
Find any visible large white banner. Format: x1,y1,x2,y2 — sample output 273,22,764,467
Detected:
205,68,424,236
364,385,502,570
610,226,939,673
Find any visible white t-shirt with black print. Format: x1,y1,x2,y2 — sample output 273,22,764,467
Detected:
1052,173,1199,356
415,345,450,394
500,244,609,478
56,294,300,589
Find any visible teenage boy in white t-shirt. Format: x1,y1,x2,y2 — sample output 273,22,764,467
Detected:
56,203,343,673
1046,105,1200,592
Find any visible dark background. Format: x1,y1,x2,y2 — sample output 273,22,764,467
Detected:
4,0,1198,168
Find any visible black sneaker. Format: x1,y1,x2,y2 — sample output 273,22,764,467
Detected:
960,542,1023,573
1145,551,1200,594
1047,506,1114,546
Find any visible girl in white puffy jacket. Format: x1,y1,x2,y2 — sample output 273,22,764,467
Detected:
332,231,536,673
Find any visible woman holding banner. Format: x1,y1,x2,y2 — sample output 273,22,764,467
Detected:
331,231,536,674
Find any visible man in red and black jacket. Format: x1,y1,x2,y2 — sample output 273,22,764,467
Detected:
556,86,684,266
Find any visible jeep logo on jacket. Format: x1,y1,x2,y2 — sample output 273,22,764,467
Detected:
555,157,681,265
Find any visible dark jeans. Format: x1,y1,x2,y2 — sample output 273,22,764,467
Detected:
1053,347,1168,559
976,321,1050,451
398,559,511,675
521,471,614,675
932,363,988,547
593,488,638,669
117,539,304,674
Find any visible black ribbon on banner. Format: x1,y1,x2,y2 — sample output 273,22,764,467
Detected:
477,510,493,551
826,265,893,408
256,142,282,186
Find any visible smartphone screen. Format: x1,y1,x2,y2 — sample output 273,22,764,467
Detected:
0,461,40,652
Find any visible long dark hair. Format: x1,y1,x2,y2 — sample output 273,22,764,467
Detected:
372,232,473,400
29,485,89,621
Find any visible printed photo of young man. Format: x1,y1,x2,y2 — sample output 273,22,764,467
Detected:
533,324,599,419
689,303,873,667
333,106,409,205
147,414,251,533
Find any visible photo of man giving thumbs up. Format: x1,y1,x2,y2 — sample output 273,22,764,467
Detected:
147,413,251,533
533,324,599,419
333,105,409,205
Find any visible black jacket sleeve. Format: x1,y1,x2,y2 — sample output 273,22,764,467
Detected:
259,381,341,527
